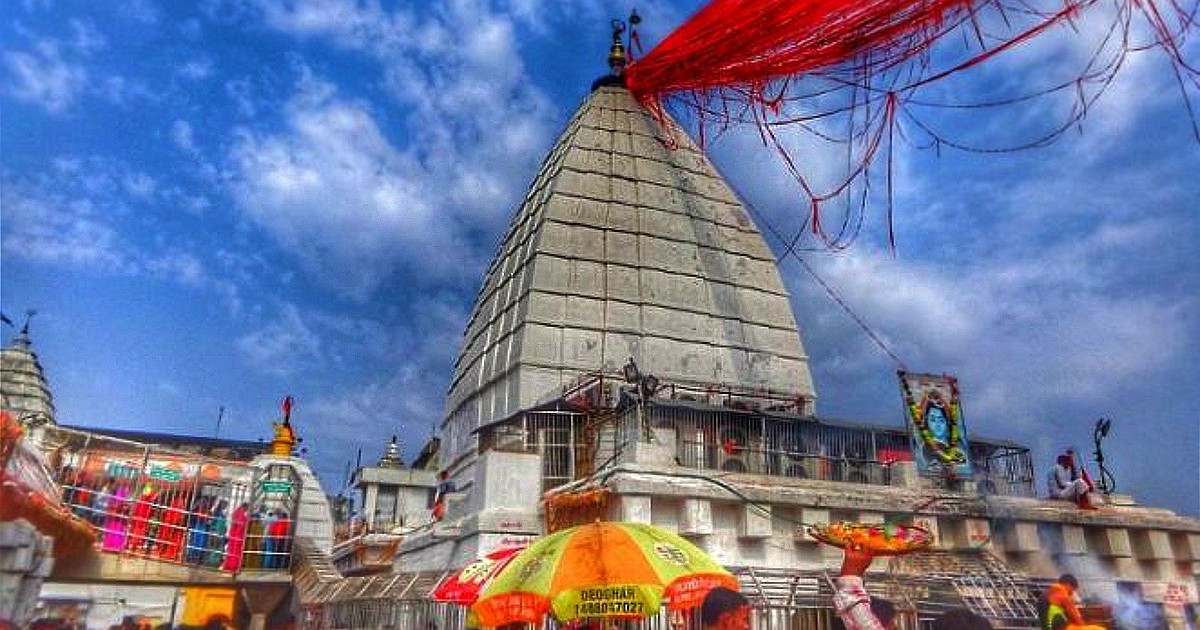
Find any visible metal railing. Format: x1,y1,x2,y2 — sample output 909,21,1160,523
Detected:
480,409,626,494
665,406,894,486
971,444,1037,497
38,426,299,572
477,398,1037,497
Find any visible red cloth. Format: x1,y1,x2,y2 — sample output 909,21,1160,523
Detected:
127,489,154,552
222,506,249,572
159,496,186,560
617,0,1197,253
627,0,983,102
267,516,291,540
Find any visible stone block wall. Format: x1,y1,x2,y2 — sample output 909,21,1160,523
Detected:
0,520,54,626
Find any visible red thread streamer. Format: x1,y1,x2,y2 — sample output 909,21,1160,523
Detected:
623,0,1199,250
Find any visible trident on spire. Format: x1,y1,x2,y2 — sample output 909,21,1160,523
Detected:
607,9,641,76
608,19,627,74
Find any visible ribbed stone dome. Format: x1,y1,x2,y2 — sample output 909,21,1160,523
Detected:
442,86,815,454
1,329,56,425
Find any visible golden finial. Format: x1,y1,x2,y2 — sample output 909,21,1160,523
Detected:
268,395,298,456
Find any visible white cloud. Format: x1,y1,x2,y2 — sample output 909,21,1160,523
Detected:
0,163,226,293
145,252,207,287
4,41,88,113
172,120,197,151
178,58,214,81
274,296,468,479
223,1,565,299
95,75,156,106
121,0,162,25
69,19,107,55
228,79,451,298
236,303,322,374
123,172,157,198
784,153,1196,433
0,185,129,271
225,78,260,117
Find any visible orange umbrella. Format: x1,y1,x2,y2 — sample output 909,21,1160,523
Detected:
472,521,738,626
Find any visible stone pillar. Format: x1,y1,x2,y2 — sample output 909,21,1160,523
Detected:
738,504,772,539
617,495,652,523
679,499,713,536
364,484,379,527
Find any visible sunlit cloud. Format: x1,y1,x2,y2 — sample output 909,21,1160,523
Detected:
3,41,88,113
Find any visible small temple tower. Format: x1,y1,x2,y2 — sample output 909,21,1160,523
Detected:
0,313,56,427
351,436,437,533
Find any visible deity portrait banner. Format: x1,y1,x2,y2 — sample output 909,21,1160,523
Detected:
898,371,973,475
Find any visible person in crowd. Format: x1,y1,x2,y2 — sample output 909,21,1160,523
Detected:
265,509,292,569
186,496,213,564
222,502,250,572
431,470,456,521
158,491,187,561
202,614,234,630
206,500,229,567
931,608,992,629
59,466,76,505
65,469,90,521
1047,451,1098,510
1045,574,1106,630
101,478,131,552
83,474,105,526
126,483,156,555
700,586,751,630
145,484,169,556
262,508,279,568
831,545,898,630
244,508,266,569
93,477,112,527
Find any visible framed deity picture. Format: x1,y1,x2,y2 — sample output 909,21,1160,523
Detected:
898,371,973,476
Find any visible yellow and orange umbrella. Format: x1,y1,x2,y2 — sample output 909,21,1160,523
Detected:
471,521,738,627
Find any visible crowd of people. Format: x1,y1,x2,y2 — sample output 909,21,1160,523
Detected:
694,544,1097,630
57,466,293,571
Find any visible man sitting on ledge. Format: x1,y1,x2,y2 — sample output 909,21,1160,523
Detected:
1047,451,1098,510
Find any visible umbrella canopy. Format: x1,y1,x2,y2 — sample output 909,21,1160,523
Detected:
471,521,739,626
432,545,527,606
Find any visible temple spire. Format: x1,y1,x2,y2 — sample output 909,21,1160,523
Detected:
379,435,405,468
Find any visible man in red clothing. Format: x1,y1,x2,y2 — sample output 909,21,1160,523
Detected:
265,509,292,569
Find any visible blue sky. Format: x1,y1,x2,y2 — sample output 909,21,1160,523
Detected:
2,0,1197,517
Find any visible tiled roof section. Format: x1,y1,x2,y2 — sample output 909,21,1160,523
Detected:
445,86,815,427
